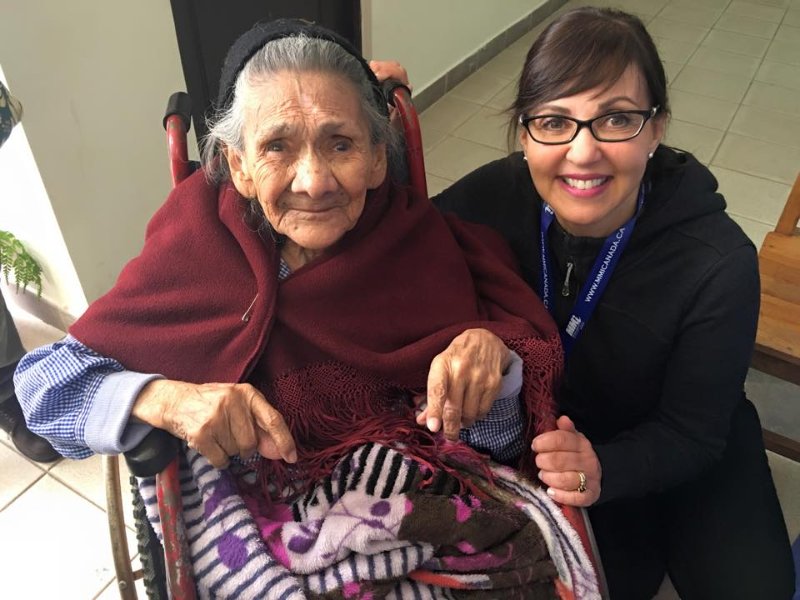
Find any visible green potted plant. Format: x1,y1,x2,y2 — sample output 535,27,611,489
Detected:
0,230,42,297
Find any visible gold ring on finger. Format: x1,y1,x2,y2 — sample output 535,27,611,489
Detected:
576,471,587,494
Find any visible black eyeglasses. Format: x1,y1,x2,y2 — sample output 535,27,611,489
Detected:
519,106,659,145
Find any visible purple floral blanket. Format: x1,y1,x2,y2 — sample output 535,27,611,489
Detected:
138,444,599,599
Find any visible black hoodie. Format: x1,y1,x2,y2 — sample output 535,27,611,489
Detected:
434,146,759,503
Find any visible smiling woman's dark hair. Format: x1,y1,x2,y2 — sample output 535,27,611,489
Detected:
508,7,670,146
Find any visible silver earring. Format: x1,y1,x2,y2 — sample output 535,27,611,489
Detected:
523,154,528,162
648,151,654,159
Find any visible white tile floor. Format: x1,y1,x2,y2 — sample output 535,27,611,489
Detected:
2,1,800,598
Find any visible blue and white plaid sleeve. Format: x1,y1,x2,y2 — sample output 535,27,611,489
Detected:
14,335,161,459
459,351,525,463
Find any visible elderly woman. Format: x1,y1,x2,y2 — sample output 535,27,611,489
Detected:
375,6,795,599
16,19,598,599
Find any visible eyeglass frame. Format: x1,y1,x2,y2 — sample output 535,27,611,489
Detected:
518,106,660,145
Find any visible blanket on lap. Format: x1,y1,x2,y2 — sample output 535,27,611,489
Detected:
138,444,599,599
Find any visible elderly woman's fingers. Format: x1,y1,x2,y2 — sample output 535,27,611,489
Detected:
468,375,501,425
132,379,294,465
186,419,232,468
415,406,427,426
256,432,282,461
220,391,259,458
424,352,448,435
248,392,298,463
459,380,494,428
442,398,463,441
452,329,509,398
199,440,233,470
442,362,467,439
184,383,261,459
425,352,469,440
424,329,511,440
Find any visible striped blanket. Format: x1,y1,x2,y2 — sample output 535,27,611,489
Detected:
138,445,599,599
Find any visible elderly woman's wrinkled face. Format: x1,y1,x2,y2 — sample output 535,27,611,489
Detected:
226,70,386,259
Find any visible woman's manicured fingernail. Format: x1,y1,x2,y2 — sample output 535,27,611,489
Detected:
546,487,555,497
427,417,441,432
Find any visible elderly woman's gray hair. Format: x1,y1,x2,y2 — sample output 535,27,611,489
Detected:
202,35,401,182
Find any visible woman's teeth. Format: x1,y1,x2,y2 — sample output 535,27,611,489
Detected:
563,177,607,190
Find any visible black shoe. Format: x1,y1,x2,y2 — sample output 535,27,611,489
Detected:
0,395,61,463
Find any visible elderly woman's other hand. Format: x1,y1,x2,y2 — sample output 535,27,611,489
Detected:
532,415,601,507
132,380,297,469
417,328,511,441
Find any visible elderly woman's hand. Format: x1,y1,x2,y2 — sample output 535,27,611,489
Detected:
417,328,511,441
532,415,602,507
132,380,297,469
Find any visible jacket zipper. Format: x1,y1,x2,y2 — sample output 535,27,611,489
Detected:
562,260,574,296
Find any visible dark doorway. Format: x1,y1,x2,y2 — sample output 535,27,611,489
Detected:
169,0,361,144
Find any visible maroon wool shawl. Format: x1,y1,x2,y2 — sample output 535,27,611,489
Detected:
70,170,562,477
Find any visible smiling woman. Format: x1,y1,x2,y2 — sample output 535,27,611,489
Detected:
422,5,797,599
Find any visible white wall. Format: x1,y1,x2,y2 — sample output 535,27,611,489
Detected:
0,0,538,318
367,0,545,93
0,74,87,323
0,1,191,306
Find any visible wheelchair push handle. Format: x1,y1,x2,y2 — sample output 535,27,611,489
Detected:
163,92,192,132
381,79,412,106
380,79,427,199
163,91,197,187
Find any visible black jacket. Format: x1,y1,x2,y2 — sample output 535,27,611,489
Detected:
434,147,759,503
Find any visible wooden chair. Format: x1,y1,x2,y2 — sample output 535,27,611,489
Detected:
752,172,800,461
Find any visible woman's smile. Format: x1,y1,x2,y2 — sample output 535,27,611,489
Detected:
558,175,612,197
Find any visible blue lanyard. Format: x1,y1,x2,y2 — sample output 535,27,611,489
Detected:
539,185,645,357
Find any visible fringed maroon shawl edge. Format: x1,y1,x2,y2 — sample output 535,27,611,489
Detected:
70,171,563,483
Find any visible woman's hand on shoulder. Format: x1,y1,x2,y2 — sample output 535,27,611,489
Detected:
532,415,601,507
419,328,511,441
132,380,297,469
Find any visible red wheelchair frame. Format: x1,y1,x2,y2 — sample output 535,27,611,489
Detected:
105,85,607,600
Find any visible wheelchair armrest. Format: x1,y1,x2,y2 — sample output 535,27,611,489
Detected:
124,428,181,477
